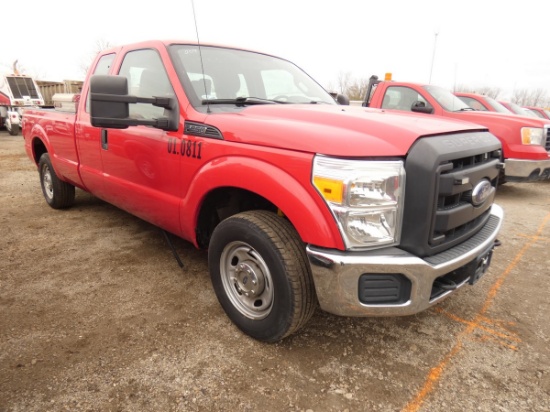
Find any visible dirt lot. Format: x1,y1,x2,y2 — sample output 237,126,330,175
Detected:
1,130,549,412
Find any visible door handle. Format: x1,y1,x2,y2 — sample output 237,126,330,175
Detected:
101,129,108,150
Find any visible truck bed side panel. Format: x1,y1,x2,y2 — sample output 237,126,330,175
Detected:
23,109,82,187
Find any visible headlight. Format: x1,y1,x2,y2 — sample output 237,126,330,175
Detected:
312,156,405,250
521,127,544,145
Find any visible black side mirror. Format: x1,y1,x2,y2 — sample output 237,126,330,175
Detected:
411,100,434,114
90,75,129,124
336,94,350,105
90,74,178,131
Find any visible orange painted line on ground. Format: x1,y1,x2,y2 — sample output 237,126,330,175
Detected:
477,314,516,330
470,333,518,351
516,233,549,241
480,213,549,313
402,212,550,412
435,308,521,343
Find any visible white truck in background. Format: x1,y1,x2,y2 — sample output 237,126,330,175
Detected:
0,68,44,136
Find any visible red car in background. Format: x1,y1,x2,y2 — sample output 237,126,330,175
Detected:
499,100,539,118
524,106,550,120
454,92,512,114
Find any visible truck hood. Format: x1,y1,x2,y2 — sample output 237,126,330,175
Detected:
203,105,486,157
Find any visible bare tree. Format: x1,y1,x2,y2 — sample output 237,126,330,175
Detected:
332,75,550,107
331,72,372,101
325,80,336,94
510,88,550,107
454,84,503,99
475,86,503,100
336,71,353,95
346,77,369,101
454,84,473,93
80,38,114,77
529,89,544,106
511,88,531,106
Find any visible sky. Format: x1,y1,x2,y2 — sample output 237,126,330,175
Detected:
3,0,549,100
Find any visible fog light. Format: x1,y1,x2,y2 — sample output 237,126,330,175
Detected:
358,273,411,305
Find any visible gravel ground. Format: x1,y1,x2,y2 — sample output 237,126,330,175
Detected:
1,130,549,411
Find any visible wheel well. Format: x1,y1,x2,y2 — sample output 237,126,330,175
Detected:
31,138,48,165
196,187,278,249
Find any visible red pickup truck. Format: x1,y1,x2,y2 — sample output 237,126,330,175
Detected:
454,92,513,115
22,40,503,342
454,93,550,121
523,106,550,120
364,75,550,183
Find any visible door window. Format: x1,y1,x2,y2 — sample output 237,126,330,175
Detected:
86,53,116,113
118,49,175,121
382,86,429,111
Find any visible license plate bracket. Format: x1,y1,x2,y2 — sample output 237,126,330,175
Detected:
468,245,494,285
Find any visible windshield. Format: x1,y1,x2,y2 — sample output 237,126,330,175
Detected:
522,108,540,118
527,108,545,119
423,85,471,111
169,45,336,111
510,103,539,117
483,97,512,113
505,101,538,117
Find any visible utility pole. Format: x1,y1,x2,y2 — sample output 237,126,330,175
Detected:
429,31,439,84
453,62,458,92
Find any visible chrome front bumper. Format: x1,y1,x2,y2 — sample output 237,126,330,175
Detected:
505,158,550,181
306,204,504,317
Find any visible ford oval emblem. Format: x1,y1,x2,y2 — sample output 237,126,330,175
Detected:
471,179,493,206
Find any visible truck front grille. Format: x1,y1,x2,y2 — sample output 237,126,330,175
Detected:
545,127,550,152
400,132,502,258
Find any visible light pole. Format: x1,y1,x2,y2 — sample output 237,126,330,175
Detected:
429,31,439,84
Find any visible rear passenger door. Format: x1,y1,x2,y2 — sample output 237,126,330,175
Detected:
76,53,116,198
98,48,183,234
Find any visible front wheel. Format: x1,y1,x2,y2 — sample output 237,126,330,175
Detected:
38,153,75,209
208,210,317,342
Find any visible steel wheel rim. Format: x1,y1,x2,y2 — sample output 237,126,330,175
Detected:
42,165,54,200
219,241,274,320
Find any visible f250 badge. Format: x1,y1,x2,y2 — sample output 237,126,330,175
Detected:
471,179,493,206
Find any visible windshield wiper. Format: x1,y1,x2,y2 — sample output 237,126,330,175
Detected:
202,97,287,106
455,107,476,112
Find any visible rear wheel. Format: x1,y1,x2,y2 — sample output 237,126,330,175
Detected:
208,210,317,342
38,153,75,209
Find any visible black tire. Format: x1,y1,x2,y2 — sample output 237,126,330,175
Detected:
208,210,317,342
498,168,507,186
38,153,75,209
7,123,19,136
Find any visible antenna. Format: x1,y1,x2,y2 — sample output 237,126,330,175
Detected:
429,30,439,84
191,0,210,114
